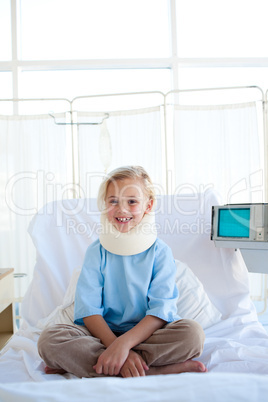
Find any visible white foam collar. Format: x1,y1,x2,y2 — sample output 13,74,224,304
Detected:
99,212,157,256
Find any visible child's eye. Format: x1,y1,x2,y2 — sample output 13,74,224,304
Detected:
109,199,118,205
128,199,138,205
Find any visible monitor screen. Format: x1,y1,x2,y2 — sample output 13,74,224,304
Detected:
218,208,250,238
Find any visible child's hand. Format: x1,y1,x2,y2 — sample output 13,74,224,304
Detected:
120,350,149,378
93,338,130,376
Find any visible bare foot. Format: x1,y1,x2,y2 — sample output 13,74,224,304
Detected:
45,366,67,375
147,360,207,376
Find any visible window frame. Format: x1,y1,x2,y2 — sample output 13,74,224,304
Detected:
1,0,268,114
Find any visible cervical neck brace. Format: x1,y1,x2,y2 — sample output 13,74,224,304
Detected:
99,212,157,256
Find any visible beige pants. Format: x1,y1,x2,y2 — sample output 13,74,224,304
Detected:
38,319,205,378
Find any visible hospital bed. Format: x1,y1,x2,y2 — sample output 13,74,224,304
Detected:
1,190,268,401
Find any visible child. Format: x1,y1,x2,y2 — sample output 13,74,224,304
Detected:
38,166,207,378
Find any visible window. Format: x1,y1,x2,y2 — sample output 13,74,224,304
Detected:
19,69,171,99
20,0,170,60
2,0,268,106
0,0,11,61
178,67,268,92
176,0,268,57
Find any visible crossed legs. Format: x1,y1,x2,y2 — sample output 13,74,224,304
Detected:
37,319,206,378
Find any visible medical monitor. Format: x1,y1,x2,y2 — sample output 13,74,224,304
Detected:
211,203,268,273
211,204,268,243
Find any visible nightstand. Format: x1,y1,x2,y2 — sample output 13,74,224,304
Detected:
0,268,15,350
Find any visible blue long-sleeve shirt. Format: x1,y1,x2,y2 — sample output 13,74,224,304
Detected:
74,238,180,333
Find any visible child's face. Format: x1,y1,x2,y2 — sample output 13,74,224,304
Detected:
105,178,153,233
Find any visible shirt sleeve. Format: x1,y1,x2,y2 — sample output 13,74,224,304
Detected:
74,240,104,325
146,240,180,323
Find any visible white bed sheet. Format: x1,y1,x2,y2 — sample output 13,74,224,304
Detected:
1,315,267,384
1,190,268,400
1,373,268,402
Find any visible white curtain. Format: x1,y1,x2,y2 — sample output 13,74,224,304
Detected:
173,102,264,203
77,106,164,198
172,102,265,305
0,114,70,297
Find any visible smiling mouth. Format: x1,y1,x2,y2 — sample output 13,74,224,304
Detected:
116,217,132,223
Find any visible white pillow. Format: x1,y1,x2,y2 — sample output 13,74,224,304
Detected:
37,267,80,330
38,260,222,331
175,260,222,329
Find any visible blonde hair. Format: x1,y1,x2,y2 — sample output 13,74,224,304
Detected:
97,165,155,211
